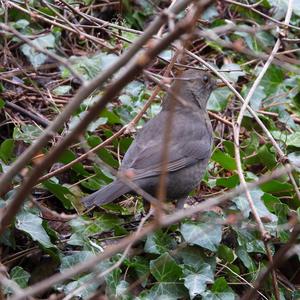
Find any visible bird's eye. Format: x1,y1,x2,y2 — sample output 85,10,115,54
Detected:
203,75,209,83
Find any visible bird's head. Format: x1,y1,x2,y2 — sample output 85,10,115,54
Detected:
177,69,215,109
163,69,215,111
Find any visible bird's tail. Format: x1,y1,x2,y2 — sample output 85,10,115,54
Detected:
81,181,130,208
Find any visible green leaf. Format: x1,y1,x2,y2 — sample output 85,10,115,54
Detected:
202,277,235,300
0,139,14,163
260,65,284,96
15,211,55,249
62,273,99,298
242,85,266,112
100,108,121,125
144,230,176,254
207,87,232,112
52,85,71,95
69,111,108,133
123,80,145,97
115,280,130,298
13,19,30,30
287,132,300,148
216,174,239,188
178,246,214,270
262,193,281,213
42,180,74,209
60,251,94,272
103,260,123,296
68,214,124,247
260,180,293,194
220,63,244,83
124,256,149,287
233,188,278,222
0,98,5,108
58,150,89,176
150,253,182,282
20,33,56,68
288,152,300,169
10,266,30,289
236,247,257,273
234,227,265,253
202,291,235,300
88,135,119,168
223,141,235,157
183,263,214,299
62,53,118,80
257,144,277,170
217,245,236,263
211,149,237,171
141,282,187,300
181,220,222,252
13,124,43,144
268,0,300,18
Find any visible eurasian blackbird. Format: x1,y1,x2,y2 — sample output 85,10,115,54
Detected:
81,69,215,209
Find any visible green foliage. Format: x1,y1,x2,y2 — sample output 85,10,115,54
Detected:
180,217,222,252
21,33,56,68
15,211,57,250
2,0,300,299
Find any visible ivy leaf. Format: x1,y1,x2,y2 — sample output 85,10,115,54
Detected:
20,33,56,68
260,180,293,194
202,277,235,300
10,266,30,289
60,251,94,272
216,174,239,188
268,0,300,18
207,88,232,112
242,85,266,112
260,65,284,96
211,149,237,171
181,220,222,252
62,273,99,299
15,211,56,249
13,124,43,144
42,180,74,209
150,253,182,282
233,188,278,222
0,139,14,163
52,85,71,95
234,227,265,253
144,229,176,254
220,63,244,83
141,282,187,299
236,247,257,274
217,245,236,263
124,256,149,287
58,150,89,176
183,263,214,299
62,53,118,80
286,132,300,148
287,152,300,169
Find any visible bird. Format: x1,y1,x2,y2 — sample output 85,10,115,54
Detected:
81,69,215,209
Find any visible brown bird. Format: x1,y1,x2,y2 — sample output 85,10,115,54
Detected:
81,69,215,209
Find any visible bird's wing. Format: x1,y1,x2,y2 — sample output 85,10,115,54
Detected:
121,111,212,180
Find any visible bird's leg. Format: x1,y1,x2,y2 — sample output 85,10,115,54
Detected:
176,197,187,210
